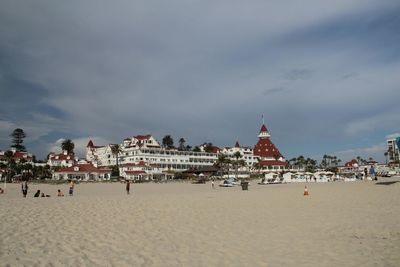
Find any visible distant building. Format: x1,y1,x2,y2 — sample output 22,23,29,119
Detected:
86,140,121,166
85,122,287,175
387,137,400,163
47,151,76,167
119,161,171,181
52,163,112,181
253,124,287,171
338,159,359,174
221,141,257,167
87,135,218,171
0,149,33,164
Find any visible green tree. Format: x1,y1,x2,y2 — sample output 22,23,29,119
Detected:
111,144,122,168
111,165,120,177
178,138,186,151
162,135,174,148
384,151,388,165
10,128,26,152
193,146,201,152
61,139,75,154
233,151,243,180
204,143,214,153
4,150,14,182
215,154,231,176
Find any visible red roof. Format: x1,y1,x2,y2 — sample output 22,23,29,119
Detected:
260,124,268,133
211,147,220,153
259,160,287,166
234,141,241,148
122,161,148,167
55,164,111,173
135,134,152,140
344,159,358,167
86,140,104,148
253,138,282,158
0,151,32,161
13,151,33,160
49,153,75,161
87,140,94,147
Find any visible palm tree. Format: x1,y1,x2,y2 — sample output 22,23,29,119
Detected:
322,154,328,168
233,151,242,181
204,143,214,153
178,138,186,151
111,144,121,167
215,154,231,177
4,150,14,183
162,135,174,149
297,155,305,169
61,139,75,155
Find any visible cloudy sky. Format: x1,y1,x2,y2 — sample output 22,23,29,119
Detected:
1,0,399,162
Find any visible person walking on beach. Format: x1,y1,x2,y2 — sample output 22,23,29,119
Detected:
369,165,376,181
69,180,75,196
211,180,215,189
126,180,131,195
21,181,28,198
363,168,368,181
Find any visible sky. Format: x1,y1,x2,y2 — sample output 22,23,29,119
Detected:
1,0,400,163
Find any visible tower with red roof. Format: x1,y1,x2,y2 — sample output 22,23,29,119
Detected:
253,123,286,169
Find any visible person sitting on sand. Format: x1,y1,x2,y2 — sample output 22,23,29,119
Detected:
34,190,41,197
57,189,64,197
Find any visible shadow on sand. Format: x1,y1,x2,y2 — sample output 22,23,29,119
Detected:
375,181,398,186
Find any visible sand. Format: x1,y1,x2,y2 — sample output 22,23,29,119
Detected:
1,177,399,267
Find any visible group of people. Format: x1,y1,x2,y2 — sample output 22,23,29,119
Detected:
19,180,75,198
363,166,377,181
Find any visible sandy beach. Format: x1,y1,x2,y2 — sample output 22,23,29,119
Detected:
1,178,399,267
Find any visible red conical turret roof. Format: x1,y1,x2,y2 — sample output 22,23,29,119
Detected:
260,124,268,133
254,124,282,159
234,141,241,148
87,140,94,148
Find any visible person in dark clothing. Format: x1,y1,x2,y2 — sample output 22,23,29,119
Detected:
69,180,75,196
126,180,131,195
34,190,40,197
21,181,28,197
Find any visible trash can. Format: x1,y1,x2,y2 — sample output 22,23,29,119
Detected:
241,182,249,190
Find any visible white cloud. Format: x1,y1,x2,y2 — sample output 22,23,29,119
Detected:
386,133,400,139
334,143,387,163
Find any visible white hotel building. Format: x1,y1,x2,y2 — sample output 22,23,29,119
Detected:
86,123,287,178
87,134,218,171
387,137,399,163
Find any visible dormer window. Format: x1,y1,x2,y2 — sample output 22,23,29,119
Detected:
74,167,79,171
55,156,59,159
